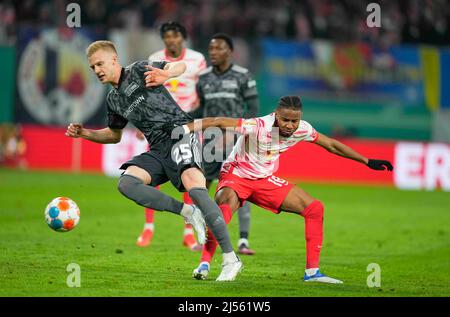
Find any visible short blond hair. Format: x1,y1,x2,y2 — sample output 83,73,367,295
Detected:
86,40,117,57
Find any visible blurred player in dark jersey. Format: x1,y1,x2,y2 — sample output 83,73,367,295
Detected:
195,33,259,256
136,22,207,251
65,40,243,281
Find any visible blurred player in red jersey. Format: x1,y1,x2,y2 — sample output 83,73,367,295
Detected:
179,96,393,283
136,22,207,250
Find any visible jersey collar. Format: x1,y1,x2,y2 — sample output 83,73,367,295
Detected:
116,67,126,89
164,48,186,61
213,63,233,76
267,112,276,132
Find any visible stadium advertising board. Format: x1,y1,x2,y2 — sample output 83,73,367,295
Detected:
261,39,448,111
440,50,450,109
102,129,149,177
0,46,15,123
394,142,450,190
20,126,450,191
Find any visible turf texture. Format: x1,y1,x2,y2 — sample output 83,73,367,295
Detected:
0,168,449,297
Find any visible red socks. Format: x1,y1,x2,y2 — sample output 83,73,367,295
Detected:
199,200,324,269
301,200,324,269
144,208,154,223
200,204,234,263
183,191,193,205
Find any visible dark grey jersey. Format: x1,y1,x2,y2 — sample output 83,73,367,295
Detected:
197,64,258,118
106,60,192,153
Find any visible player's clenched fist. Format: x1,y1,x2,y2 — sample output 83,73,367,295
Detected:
367,159,393,171
65,123,83,138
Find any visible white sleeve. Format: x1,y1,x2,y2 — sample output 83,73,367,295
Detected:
300,120,319,142
235,118,264,135
148,52,158,61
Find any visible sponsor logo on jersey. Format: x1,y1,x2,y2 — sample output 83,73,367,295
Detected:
124,82,139,97
124,95,145,117
222,80,238,89
165,79,187,93
204,92,237,100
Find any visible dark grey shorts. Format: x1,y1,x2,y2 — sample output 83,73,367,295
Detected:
120,133,203,192
203,160,222,181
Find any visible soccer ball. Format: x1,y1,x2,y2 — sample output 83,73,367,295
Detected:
45,197,80,232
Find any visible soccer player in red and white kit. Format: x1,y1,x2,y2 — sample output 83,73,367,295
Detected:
180,96,393,283
136,22,207,250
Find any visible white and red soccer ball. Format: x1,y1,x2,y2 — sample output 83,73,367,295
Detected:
45,197,80,232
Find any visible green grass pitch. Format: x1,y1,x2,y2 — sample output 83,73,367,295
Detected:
0,168,449,297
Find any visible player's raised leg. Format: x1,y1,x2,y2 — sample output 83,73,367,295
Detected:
117,165,206,243
280,186,343,284
181,168,242,281
136,190,201,249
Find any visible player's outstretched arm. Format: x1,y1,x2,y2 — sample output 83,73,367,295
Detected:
183,117,241,133
144,62,186,87
65,123,122,144
314,133,393,171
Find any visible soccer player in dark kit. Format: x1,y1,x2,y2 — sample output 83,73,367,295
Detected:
137,22,207,250
194,33,260,257
65,40,242,281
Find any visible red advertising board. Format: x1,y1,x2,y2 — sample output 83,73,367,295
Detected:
20,126,450,191
21,125,102,172
277,139,395,185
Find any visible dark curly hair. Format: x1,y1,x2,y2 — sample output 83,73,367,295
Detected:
211,33,234,51
277,96,303,111
160,21,187,39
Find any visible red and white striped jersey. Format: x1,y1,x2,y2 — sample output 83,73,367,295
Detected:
149,48,207,112
222,113,319,179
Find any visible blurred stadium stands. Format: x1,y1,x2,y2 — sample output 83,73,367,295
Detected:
2,0,449,46
0,0,449,190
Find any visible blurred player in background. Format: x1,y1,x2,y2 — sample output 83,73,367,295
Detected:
179,96,393,283
0,124,27,169
136,22,207,250
194,33,259,255
66,40,243,281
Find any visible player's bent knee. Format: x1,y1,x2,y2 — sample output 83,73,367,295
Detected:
215,188,239,209
117,175,129,197
181,167,205,190
118,174,138,198
124,165,152,184
117,174,147,199
305,200,324,219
